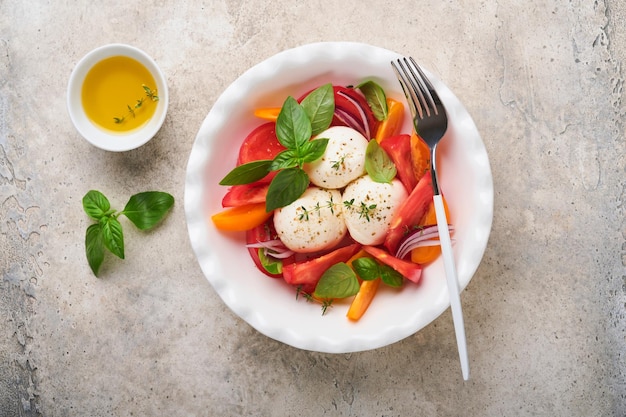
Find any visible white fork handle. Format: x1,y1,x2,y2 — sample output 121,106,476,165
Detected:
433,194,470,380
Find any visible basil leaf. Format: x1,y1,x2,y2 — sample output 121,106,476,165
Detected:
101,216,124,259
219,160,272,185
365,139,396,183
85,223,105,276
357,80,388,121
300,138,329,164
352,257,380,281
259,249,282,275
300,83,335,135
83,190,111,220
379,263,404,288
276,96,312,151
313,262,360,299
266,167,310,212
270,150,299,171
122,191,174,230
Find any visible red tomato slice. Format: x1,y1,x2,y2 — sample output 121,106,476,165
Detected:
282,243,361,293
222,182,270,207
379,134,417,193
237,122,286,182
362,245,422,284
384,173,434,255
246,219,294,279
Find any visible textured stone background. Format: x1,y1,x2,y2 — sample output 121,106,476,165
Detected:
1,1,624,416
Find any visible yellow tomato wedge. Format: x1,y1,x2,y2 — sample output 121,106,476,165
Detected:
347,278,381,321
410,196,451,264
375,98,404,143
211,203,272,232
253,107,281,121
345,249,379,321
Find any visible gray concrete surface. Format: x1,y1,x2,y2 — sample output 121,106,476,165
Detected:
1,1,625,416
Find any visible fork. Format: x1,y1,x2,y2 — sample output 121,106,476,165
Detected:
391,57,470,381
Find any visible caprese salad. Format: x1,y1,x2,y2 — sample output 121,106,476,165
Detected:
212,80,451,320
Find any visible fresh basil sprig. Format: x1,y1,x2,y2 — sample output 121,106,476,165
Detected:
309,257,404,315
82,190,174,277
352,257,403,288
219,84,335,212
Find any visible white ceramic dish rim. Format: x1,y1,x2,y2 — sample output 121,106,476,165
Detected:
66,43,169,152
185,42,494,354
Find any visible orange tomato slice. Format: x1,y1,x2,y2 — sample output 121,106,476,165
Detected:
347,278,381,321
211,203,272,232
410,196,450,264
375,98,404,143
253,107,281,121
410,131,431,180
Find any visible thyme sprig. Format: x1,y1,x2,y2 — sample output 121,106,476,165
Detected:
113,84,159,124
296,286,334,315
343,198,377,222
358,202,377,222
331,154,348,171
297,197,338,221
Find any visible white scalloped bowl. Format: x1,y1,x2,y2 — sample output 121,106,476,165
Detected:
185,42,493,353
67,44,169,152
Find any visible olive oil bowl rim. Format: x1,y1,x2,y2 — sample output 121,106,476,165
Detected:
67,43,169,152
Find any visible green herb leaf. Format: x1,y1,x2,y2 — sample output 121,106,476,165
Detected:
266,167,310,212
259,249,283,275
352,257,380,281
299,138,329,163
365,139,396,183
357,80,388,121
83,190,112,220
313,262,360,299
276,96,312,151
270,150,299,171
300,83,335,135
122,191,175,230
85,223,105,276
353,257,404,288
101,216,125,259
379,263,404,288
220,160,272,185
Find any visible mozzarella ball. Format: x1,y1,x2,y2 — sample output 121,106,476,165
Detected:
341,177,408,246
273,187,346,253
304,126,368,189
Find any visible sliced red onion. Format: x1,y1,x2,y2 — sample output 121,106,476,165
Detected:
264,250,295,259
334,108,365,136
395,225,455,260
246,240,295,259
246,239,284,249
337,91,371,139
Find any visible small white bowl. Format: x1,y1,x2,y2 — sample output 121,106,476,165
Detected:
67,44,168,152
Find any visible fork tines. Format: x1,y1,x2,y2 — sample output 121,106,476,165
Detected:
391,57,439,118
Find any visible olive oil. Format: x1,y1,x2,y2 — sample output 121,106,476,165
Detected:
82,56,157,133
